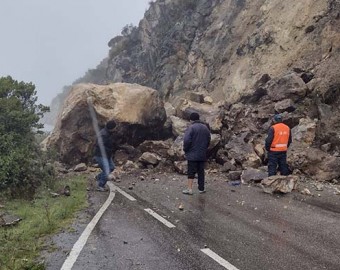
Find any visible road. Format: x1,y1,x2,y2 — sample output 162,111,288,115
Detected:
46,172,340,270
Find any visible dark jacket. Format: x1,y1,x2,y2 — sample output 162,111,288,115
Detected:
265,123,292,152
94,127,116,158
183,121,211,161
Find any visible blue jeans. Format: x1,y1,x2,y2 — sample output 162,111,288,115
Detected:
95,156,115,187
268,151,290,177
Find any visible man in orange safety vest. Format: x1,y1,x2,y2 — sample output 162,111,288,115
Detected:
265,114,292,176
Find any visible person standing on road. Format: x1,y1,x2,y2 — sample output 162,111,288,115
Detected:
265,114,292,177
94,120,117,191
182,112,211,195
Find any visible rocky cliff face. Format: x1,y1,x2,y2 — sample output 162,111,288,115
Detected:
46,0,340,181
106,0,339,101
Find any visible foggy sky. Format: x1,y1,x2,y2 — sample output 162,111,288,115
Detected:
0,0,150,105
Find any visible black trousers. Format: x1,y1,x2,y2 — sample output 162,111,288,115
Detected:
268,151,290,177
187,161,205,191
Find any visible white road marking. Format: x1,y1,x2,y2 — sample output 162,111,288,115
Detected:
201,248,240,270
144,208,176,228
60,182,116,270
113,185,137,201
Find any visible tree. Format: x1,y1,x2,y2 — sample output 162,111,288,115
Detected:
0,76,50,197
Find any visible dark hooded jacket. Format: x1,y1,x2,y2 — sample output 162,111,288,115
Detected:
94,127,116,158
183,121,211,161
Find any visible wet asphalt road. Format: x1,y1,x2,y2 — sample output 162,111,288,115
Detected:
48,173,340,270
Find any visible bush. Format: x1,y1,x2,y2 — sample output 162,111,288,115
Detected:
0,76,50,197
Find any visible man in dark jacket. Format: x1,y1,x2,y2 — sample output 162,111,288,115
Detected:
183,112,211,195
94,120,117,191
265,114,292,177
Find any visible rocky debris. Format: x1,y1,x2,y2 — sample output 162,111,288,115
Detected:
44,0,340,186
174,161,187,175
228,171,242,181
168,136,185,161
274,99,296,113
139,152,162,166
220,160,237,173
138,140,172,158
289,146,340,182
122,160,138,171
0,213,22,227
73,163,87,172
335,188,340,195
266,73,308,102
241,168,268,183
225,133,262,169
170,116,189,137
314,183,324,191
261,175,298,194
291,118,317,146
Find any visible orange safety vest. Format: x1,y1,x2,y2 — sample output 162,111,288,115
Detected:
270,123,290,151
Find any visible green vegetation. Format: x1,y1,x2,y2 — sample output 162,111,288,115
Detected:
0,76,50,198
0,175,88,270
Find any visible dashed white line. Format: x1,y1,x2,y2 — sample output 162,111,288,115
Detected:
144,208,176,228
60,182,116,270
201,248,240,270
113,185,137,201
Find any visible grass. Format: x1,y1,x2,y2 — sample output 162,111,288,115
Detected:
0,175,88,270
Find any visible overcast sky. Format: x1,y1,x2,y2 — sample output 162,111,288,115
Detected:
0,0,150,105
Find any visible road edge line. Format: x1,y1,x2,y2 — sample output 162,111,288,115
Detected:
60,182,116,270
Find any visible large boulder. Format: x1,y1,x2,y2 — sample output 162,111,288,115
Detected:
224,133,262,169
292,117,317,146
44,83,166,165
174,98,223,132
288,145,340,182
261,175,299,194
266,73,308,102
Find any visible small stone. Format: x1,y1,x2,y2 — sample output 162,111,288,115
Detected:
317,194,321,197
315,183,324,191
331,179,339,185
123,241,128,244
301,188,312,196
132,182,136,186
178,203,184,211
140,176,145,181
128,186,133,190
204,244,208,248
334,188,340,195
50,192,60,198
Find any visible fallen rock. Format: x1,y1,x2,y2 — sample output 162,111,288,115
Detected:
174,161,187,175
139,152,162,166
43,83,166,165
74,163,87,172
261,175,299,194
301,188,313,196
228,171,242,181
0,213,22,227
241,168,268,183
